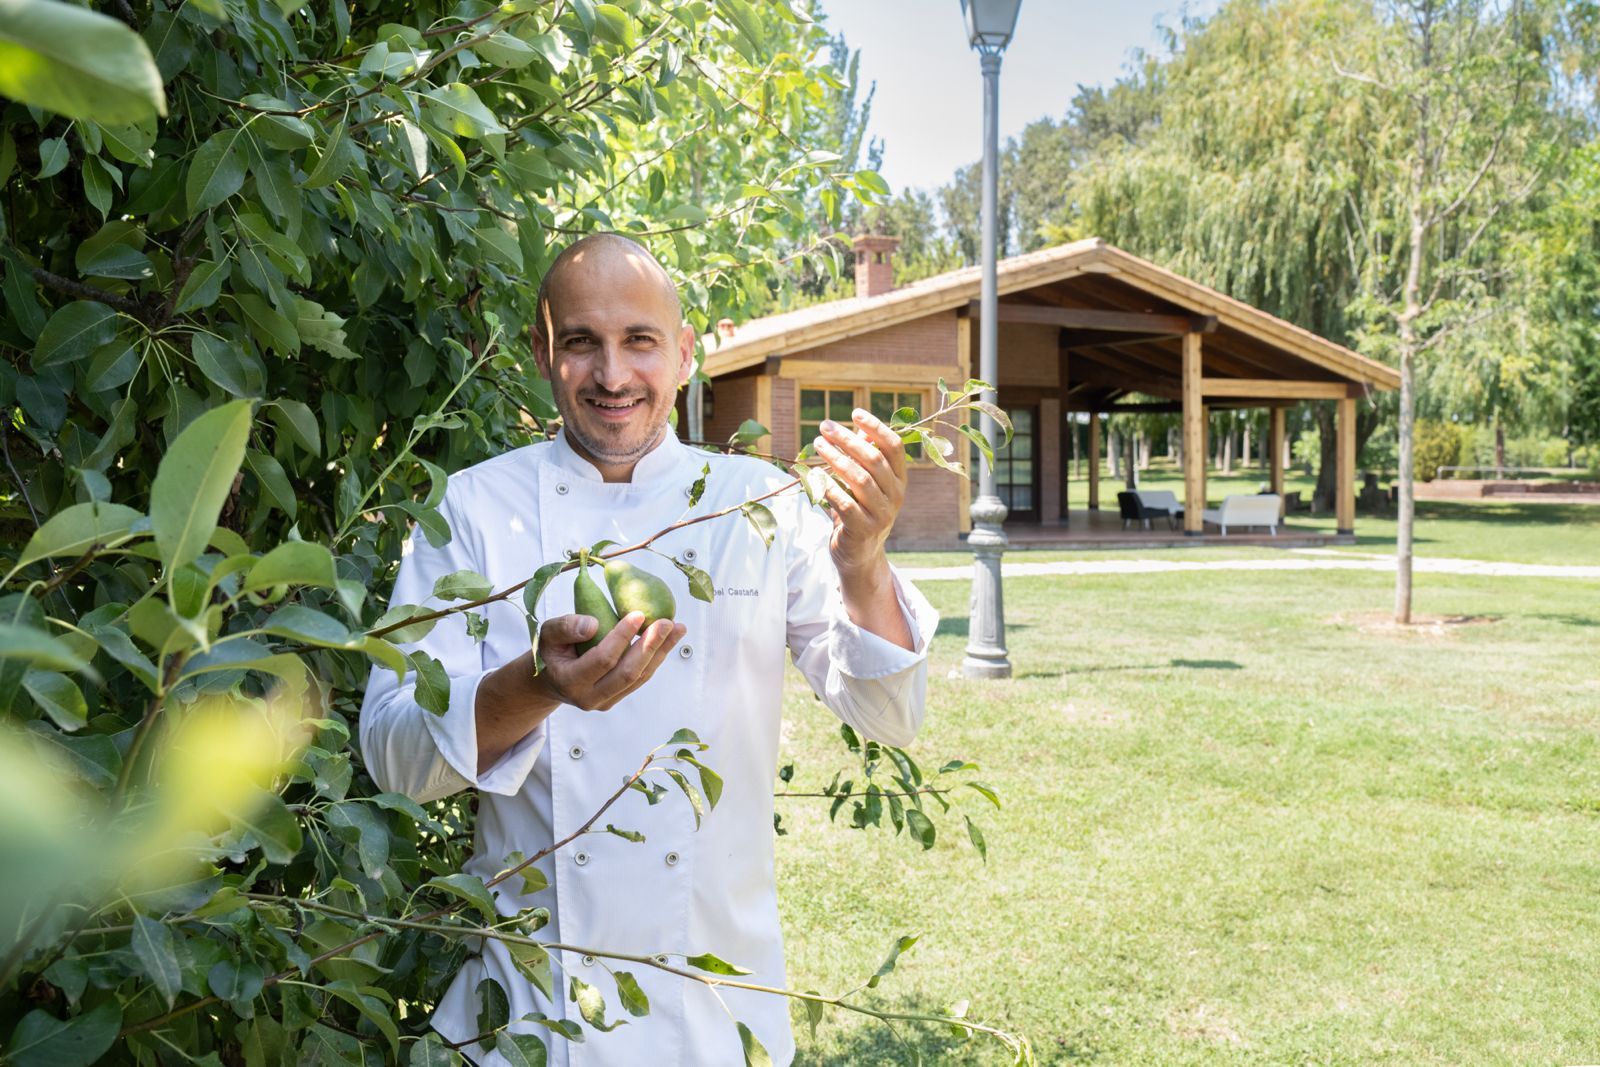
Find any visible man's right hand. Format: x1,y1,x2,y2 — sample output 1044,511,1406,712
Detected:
533,612,687,712
475,612,687,774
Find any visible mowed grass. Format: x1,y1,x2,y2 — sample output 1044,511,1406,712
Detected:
891,463,1600,569
774,540,1600,1064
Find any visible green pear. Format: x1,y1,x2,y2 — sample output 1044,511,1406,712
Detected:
603,557,677,626
573,560,621,654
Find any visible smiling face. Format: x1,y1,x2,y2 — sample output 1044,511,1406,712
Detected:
532,237,694,482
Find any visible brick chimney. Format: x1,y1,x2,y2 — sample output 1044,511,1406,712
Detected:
852,234,900,298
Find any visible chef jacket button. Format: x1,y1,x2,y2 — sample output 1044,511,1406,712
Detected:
582,955,595,967
678,645,693,659
555,482,569,495
664,851,680,867
574,851,589,866
654,954,669,965
681,548,698,562
569,745,585,760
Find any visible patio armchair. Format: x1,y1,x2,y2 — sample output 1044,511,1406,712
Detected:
1118,491,1177,530
1134,489,1184,529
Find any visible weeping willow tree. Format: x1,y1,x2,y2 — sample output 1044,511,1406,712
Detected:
1057,0,1395,508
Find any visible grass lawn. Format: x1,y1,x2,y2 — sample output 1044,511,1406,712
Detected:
776,510,1600,1064
890,463,1600,569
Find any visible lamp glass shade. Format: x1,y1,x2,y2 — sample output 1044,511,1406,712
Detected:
961,0,1022,50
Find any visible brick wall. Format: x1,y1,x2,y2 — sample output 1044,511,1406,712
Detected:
702,376,755,445
997,322,1059,386
889,466,962,550
771,377,796,460
1040,397,1061,521
803,314,959,366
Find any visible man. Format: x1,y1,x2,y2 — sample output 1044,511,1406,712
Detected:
359,234,937,1066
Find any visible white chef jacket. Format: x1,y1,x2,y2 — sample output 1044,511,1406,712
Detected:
358,429,938,1067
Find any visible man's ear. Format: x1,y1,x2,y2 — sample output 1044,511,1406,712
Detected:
530,325,553,381
677,324,696,387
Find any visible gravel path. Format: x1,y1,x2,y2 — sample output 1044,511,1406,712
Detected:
898,550,1600,582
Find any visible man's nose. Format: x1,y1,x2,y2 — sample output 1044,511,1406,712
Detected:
591,342,632,393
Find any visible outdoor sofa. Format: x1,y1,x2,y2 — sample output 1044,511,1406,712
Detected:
1201,493,1282,535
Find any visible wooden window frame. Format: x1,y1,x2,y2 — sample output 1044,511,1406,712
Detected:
797,383,934,464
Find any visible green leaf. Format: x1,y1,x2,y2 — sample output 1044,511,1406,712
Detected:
0,0,165,123
905,808,936,850
174,260,226,313
675,751,723,810
372,603,438,644
964,814,987,862
245,448,296,518
506,940,554,999
76,241,151,280
521,559,568,618
428,873,497,920
477,31,539,68
4,1001,121,1067
601,824,644,842
966,400,1014,447
613,971,649,1017
673,558,714,603
409,1033,462,1067
186,129,248,215
268,399,320,456
192,333,264,398
22,670,87,730
149,398,253,572
498,1033,548,1067
739,501,777,549
663,768,703,829
964,780,1001,809
232,293,300,356
476,977,510,1037
433,569,493,602
0,624,89,673
802,995,825,1040
131,913,183,1007
222,787,302,864
737,1022,773,1067
33,301,119,369
423,83,509,139
684,952,751,976
245,540,337,591
263,605,354,647
408,651,450,715
35,136,67,178
666,727,705,748
568,976,626,1032
866,933,919,989
16,500,142,568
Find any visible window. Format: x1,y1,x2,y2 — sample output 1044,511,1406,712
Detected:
799,388,856,457
869,389,923,460
799,385,931,462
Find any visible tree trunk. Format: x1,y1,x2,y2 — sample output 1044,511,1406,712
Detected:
1313,404,1337,509
1125,430,1138,489
1222,423,1234,474
1395,161,1427,626
1108,428,1121,480
1242,422,1252,468
1494,417,1505,475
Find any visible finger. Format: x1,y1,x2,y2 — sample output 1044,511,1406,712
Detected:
850,407,909,482
815,434,889,521
593,619,682,702
824,415,903,504
571,611,646,685
539,612,600,649
612,621,686,702
821,479,873,536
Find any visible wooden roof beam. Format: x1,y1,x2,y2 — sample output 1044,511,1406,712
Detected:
1200,378,1355,400
969,300,1217,334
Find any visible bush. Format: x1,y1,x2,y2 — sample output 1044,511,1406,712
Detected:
1413,419,1462,481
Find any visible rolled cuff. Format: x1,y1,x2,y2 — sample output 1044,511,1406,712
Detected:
421,669,546,796
828,567,940,681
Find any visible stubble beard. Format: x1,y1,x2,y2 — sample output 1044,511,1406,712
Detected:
558,386,669,469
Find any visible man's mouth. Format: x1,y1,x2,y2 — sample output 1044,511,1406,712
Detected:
584,396,646,420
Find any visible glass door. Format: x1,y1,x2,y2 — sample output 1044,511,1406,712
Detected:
970,405,1038,522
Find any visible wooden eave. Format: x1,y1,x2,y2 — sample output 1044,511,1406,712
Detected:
703,238,1400,393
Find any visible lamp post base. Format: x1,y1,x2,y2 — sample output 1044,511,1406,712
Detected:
963,494,1011,679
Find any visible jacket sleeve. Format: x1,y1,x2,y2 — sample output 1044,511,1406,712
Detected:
358,487,547,803
782,487,940,749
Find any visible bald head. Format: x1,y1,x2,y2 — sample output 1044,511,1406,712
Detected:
535,233,681,338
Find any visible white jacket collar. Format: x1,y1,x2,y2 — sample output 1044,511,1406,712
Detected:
549,425,688,484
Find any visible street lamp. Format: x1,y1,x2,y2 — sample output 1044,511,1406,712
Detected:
960,0,1020,680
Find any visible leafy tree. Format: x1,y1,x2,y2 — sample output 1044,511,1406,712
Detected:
0,1,1027,1063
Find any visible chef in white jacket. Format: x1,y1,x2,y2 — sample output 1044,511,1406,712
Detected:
359,234,938,1066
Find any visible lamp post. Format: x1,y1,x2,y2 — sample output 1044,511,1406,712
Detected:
960,0,1020,680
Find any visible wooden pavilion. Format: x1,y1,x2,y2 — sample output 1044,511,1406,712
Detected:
691,237,1400,550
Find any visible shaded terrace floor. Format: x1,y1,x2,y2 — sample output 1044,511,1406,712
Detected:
953,507,1352,551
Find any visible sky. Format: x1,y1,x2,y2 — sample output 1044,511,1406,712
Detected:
814,0,1219,195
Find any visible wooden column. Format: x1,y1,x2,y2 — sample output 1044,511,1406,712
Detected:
1087,413,1101,510
1182,332,1205,534
1269,407,1286,511
1336,395,1356,534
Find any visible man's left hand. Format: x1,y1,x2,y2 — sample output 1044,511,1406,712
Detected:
814,408,908,578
